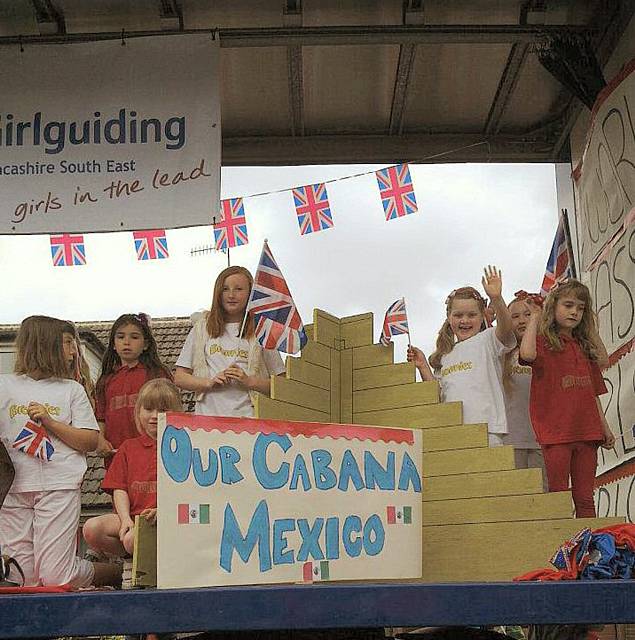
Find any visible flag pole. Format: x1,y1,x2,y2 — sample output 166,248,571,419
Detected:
403,297,411,348
238,239,267,340
561,208,577,279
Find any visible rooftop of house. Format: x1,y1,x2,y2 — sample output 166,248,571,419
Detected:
0,315,196,511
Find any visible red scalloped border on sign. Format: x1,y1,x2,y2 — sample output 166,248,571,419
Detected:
595,459,635,488
572,57,635,183
163,412,415,445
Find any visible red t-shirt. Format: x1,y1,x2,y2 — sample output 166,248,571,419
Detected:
95,363,169,451
101,433,157,516
524,335,607,445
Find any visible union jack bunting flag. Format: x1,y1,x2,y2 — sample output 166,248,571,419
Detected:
50,234,86,267
246,241,307,354
380,298,410,346
133,229,169,260
12,421,54,461
214,198,249,250
292,183,334,235
376,164,418,221
540,212,573,296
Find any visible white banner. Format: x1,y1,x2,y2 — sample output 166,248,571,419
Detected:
157,413,423,589
574,59,635,270
586,223,635,357
598,348,635,475
0,34,220,234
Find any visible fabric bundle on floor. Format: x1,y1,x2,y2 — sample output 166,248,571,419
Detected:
515,524,635,581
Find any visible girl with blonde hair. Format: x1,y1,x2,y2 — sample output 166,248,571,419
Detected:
83,378,183,557
407,266,516,447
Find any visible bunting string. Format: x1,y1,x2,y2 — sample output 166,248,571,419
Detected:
46,138,491,266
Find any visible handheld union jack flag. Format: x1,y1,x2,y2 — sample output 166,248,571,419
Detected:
245,241,307,354
133,229,169,260
12,421,54,461
292,183,334,235
376,164,418,221
540,212,573,296
380,298,410,346
214,198,249,250
50,234,86,267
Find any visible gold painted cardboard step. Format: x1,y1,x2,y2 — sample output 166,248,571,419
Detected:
422,517,625,582
255,307,625,582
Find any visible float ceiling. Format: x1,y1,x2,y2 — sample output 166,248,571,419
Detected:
0,0,633,165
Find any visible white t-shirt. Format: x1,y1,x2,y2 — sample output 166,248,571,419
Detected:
176,322,286,417
504,350,539,449
0,374,99,492
438,327,515,434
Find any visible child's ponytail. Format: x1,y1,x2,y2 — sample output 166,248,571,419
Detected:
429,319,455,372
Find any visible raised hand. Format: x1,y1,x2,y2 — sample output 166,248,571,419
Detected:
482,265,503,300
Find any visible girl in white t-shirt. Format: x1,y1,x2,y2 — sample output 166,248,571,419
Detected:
504,295,546,485
0,316,120,587
175,266,286,416
408,266,516,446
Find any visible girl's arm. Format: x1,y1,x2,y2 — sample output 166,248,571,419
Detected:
407,346,435,381
482,266,514,346
27,403,98,452
589,320,610,369
112,489,135,542
519,300,542,362
174,366,227,393
96,420,115,457
596,398,615,449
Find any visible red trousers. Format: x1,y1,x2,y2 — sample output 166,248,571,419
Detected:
541,441,598,518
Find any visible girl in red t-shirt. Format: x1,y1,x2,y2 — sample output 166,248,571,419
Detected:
520,280,615,517
83,379,182,556
94,314,172,464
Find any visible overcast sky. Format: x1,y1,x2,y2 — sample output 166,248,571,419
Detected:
0,162,558,360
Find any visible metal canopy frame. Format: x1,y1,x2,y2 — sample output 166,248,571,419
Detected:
2,0,634,165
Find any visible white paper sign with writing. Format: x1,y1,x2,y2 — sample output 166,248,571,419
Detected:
157,413,423,589
586,223,635,357
598,348,635,476
0,34,220,234
596,470,635,523
574,59,635,270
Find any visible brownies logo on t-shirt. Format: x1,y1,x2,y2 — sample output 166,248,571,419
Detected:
441,361,473,377
130,480,157,494
561,374,592,390
208,344,249,360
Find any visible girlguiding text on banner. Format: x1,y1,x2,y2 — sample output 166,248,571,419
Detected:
0,33,220,234
157,413,423,589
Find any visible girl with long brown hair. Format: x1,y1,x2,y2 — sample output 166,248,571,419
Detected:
94,313,171,463
174,266,285,416
519,279,614,517
407,266,516,447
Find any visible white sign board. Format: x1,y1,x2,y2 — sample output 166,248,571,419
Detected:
157,413,423,589
0,34,220,234
574,60,635,271
598,348,635,476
